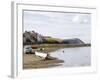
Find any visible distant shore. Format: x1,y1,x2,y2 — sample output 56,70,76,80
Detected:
24,43,91,48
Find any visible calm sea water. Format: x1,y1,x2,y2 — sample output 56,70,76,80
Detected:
50,47,91,67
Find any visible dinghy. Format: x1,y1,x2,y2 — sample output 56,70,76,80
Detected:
35,52,47,59
35,52,57,60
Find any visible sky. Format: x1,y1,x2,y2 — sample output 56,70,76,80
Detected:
23,10,91,43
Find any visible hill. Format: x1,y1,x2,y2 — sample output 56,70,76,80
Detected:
23,30,85,45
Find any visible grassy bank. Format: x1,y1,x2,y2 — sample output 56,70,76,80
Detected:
31,43,91,48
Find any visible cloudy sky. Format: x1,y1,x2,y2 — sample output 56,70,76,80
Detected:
23,10,91,43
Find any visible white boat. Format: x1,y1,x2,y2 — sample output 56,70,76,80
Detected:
35,52,57,60
35,52,47,59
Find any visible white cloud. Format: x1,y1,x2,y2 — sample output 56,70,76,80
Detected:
72,15,80,23
72,14,91,24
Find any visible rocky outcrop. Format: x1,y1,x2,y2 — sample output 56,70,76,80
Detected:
23,31,45,45
23,31,36,44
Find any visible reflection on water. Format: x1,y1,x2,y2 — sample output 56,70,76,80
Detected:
50,47,91,67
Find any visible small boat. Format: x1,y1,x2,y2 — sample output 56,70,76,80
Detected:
35,52,56,60
35,52,47,59
31,45,38,49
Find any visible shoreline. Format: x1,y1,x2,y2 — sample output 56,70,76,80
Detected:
24,43,91,48
23,44,91,69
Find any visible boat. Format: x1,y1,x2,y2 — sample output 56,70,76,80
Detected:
35,52,57,60
35,52,47,59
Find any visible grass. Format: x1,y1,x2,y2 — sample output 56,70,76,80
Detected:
45,37,62,43
31,43,91,48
